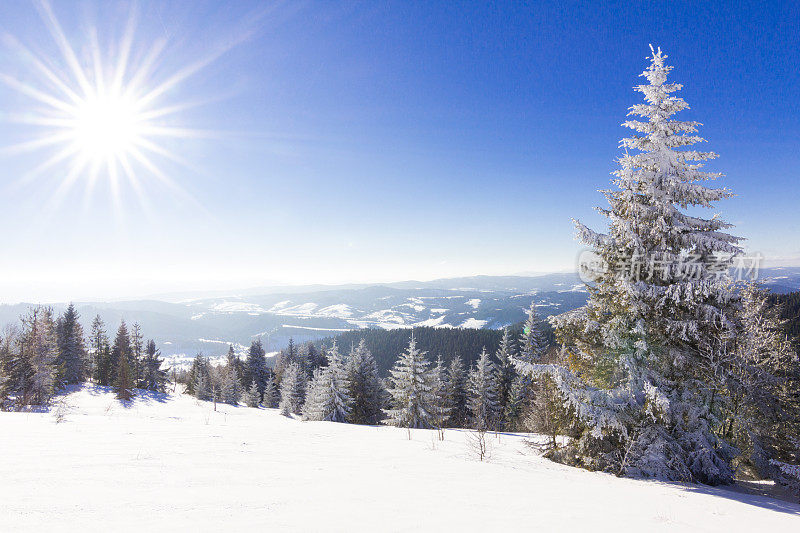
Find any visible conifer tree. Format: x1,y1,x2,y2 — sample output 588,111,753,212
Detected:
188,354,211,399
519,304,547,362
728,283,800,493
279,362,304,416
88,315,109,384
245,380,260,408
245,338,269,400
220,362,242,405
55,304,86,385
0,308,59,407
303,341,352,422
130,322,144,386
517,47,742,484
429,355,451,437
115,355,134,401
345,339,385,425
494,327,517,429
262,374,277,408
110,321,133,387
467,347,500,431
140,340,168,393
444,355,469,428
225,345,246,390
385,336,437,430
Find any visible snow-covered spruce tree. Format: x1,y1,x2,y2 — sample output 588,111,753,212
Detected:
727,283,800,493
245,339,270,401
467,347,500,431
55,304,86,386
220,362,242,405
494,327,517,429
19,307,59,406
245,380,260,408
89,315,110,385
140,340,168,393
0,308,59,408
302,341,352,422
190,355,212,401
519,303,548,362
262,374,277,408
429,355,451,438
345,339,385,425
279,362,305,416
385,336,438,430
444,355,469,427
130,323,144,387
516,47,742,484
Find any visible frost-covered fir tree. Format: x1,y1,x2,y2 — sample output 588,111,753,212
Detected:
190,355,212,401
728,283,800,493
220,362,242,405
516,47,742,484
345,339,385,425
262,374,277,408
429,355,451,436
494,327,517,429
303,341,352,422
89,315,110,385
467,347,500,431
55,304,86,385
5,307,59,407
130,323,144,386
279,362,304,416
519,303,548,362
444,355,469,428
245,380,260,408
385,336,438,430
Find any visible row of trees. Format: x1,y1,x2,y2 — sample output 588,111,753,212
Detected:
0,304,168,408
185,304,557,439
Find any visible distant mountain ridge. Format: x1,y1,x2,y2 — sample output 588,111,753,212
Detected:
1,268,798,366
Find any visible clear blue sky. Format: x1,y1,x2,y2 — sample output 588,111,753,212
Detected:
0,1,798,302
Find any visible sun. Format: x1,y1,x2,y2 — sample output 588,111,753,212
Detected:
0,1,215,209
71,89,143,165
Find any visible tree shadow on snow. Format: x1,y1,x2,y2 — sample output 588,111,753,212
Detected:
669,480,800,516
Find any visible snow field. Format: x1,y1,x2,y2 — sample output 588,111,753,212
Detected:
1,385,799,532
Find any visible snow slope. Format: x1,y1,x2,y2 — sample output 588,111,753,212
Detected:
2,386,799,532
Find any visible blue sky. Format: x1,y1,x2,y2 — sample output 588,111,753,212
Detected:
0,1,798,302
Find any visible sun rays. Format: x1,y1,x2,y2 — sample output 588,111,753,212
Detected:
0,1,217,212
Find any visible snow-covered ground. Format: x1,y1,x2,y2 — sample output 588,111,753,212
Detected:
2,386,799,532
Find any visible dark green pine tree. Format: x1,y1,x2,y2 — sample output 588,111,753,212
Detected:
55,303,87,386
89,315,110,384
130,323,144,387
140,340,168,393
245,338,270,400
494,327,517,429
444,355,469,428
115,354,134,401
110,321,133,389
225,345,246,390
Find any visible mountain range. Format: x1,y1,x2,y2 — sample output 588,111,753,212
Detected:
2,267,798,366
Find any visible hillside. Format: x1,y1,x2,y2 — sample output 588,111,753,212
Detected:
2,386,799,531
